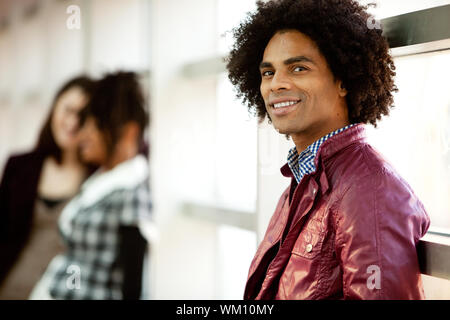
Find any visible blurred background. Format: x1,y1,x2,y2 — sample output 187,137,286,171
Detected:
0,0,449,299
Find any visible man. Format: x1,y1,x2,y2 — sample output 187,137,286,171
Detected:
226,0,430,299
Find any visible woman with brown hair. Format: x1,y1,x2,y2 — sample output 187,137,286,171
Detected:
0,76,95,299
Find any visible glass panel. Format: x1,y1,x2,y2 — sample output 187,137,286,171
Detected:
215,74,257,212
358,0,450,19
366,50,450,230
216,225,256,299
422,275,450,300
216,0,256,55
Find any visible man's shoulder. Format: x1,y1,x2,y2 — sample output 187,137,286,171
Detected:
329,142,407,191
331,142,430,242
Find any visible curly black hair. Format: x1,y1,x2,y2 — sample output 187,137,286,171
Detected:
226,0,398,127
80,71,149,157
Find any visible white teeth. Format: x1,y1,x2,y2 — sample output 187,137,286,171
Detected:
273,100,299,108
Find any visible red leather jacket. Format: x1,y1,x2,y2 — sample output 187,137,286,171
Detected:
244,123,430,300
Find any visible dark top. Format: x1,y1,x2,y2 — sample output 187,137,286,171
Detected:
0,151,46,285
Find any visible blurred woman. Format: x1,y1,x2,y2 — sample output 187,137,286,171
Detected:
30,71,151,300
0,76,95,299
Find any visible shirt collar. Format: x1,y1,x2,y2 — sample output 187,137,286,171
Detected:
281,123,358,183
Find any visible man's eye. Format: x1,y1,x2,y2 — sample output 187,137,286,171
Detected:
293,66,307,72
261,70,274,77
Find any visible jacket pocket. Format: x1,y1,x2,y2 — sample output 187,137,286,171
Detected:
291,228,325,259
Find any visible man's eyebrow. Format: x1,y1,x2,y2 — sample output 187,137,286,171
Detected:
259,61,273,69
284,56,315,65
259,56,316,69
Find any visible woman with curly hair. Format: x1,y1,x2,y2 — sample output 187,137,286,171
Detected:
226,0,430,299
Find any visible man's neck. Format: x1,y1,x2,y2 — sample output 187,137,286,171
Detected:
103,145,139,171
291,120,350,154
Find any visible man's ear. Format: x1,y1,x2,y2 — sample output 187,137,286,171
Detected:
337,80,347,97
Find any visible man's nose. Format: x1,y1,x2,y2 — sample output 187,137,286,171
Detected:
270,71,293,92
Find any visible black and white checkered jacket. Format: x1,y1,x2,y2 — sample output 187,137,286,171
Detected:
30,155,152,300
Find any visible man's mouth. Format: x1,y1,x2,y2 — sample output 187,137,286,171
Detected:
271,100,301,109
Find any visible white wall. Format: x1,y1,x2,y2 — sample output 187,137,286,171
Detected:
0,0,258,300
149,0,258,299
88,0,150,75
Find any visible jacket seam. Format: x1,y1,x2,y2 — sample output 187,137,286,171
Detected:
333,168,384,299
313,200,332,298
333,191,347,297
315,231,335,298
360,146,384,300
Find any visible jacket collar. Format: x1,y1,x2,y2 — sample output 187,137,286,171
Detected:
281,123,367,193
79,154,149,208
314,122,367,165
59,155,149,236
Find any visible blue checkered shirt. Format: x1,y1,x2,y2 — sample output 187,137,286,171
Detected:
287,123,357,183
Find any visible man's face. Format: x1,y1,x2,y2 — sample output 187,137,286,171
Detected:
78,117,109,165
259,30,347,136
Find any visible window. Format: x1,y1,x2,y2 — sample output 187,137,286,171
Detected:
366,50,450,231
